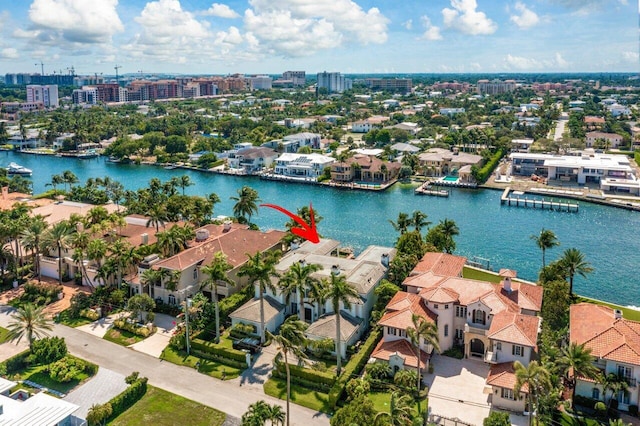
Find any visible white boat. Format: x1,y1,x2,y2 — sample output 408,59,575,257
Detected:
6,162,33,176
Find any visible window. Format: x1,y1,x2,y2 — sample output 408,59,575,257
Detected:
444,325,449,337
617,365,633,380
496,342,502,351
168,294,176,305
512,345,524,356
501,388,515,400
473,309,486,325
193,269,198,280
444,304,449,309
434,304,439,309
617,390,630,405
592,388,600,400
387,327,397,336
455,329,463,339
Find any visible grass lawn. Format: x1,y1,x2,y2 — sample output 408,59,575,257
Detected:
55,309,94,327
12,356,95,394
159,346,242,380
369,391,424,417
0,327,11,344
462,266,529,283
103,328,145,346
108,385,226,426
263,376,331,413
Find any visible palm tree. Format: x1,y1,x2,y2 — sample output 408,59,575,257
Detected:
41,221,73,284
324,272,359,375
530,228,560,268
279,261,321,321
559,248,594,297
87,238,108,268
241,400,271,426
389,212,411,235
201,252,235,343
411,210,431,233
20,215,47,282
407,313,439,414
266,404,286,426
140,268,162,296
177,174,194,195
267,316,308,426
146,204,168,232
559,342,599,409
599,372,629,411
373,391,414,426
110,239,138,289
231,186,260,224
514,360,552,426
238,251,281,344
7,304,53,348
62,170,78,192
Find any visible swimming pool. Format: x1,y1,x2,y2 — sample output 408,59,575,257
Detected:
442,176,459,182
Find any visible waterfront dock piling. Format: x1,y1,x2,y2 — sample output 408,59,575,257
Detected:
415,182,450,197
500,187,579,212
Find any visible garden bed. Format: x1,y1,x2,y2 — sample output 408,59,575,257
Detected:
104,328,146,346
159,346,242,380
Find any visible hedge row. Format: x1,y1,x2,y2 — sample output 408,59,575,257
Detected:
191,348,247,369
191,338,247,363
228,323,256,339
79,308,100,321
473,149,505,183
113,319,154,337
219,290,252,323
328,328,382,409
273,362,336,391
101,378,148,424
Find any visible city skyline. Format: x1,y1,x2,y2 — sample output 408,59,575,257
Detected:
0,0,637,76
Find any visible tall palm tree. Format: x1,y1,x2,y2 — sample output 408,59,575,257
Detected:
41,221,73,284
20,215,47,282
241,400,271,426
373,391,414,426
201,252,235,343
599,372,629,411
61,170,78,192
266,404,286,426
514,360,552,426
389,212,411,235
231,186,260,224
87,238,108,268
279,261,321,320
110,239,138,289
267,316,308,426
140,268,163,296
177,174,193,195
7,304,53,348
146,204,168,232
411,210,431,233
530,228,560,267
324,272,359,375
559,342,599,409
407,313,439,414
238,250,281,344
559,248,594,297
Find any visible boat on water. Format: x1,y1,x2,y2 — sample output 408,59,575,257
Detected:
77,150,99,159
6,162,33,176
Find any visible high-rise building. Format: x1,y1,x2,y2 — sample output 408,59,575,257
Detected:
249,75,273,90
476,79,516,95
26,84,59,108
283,71,306,86
316,72,352,94
364,78,412,93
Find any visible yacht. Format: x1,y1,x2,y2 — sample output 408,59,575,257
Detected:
6,162,33,176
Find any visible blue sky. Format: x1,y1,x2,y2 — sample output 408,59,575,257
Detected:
0,0,637,76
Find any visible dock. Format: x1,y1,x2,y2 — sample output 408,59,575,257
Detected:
415,183,449,197
500,187,579,212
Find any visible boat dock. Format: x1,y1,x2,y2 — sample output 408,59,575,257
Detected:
415,183,449,197
500,187,579,212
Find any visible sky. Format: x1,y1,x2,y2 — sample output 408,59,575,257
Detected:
0,0,638,76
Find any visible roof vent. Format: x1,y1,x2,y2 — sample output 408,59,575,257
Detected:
614,309,623,319
291,239,300,250
223,220,232,232
195,229,210,242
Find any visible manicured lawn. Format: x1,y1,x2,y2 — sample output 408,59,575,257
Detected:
463,266,528,284
263,376,331,413
55,309,94,327
369,391,424,417
12,356,95,394
104,328,145,346
108,385,226,426
0,327,11,344
159,346,242,380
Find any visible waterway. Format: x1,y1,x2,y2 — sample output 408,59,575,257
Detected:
4,152,640,307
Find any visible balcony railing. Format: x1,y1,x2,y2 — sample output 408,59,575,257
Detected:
623,377,637,387
464,323,488,336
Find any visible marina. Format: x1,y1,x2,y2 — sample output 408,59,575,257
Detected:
500,187,579,212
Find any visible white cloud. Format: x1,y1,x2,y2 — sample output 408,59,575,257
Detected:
622,51,639,62
442,0,497,35
403,19,413,30
510,2,539,29
0,48,19,59
203,3,240,19
28,0,123,43
243,0,389,57
504,52,569,70
420,15,442,41
215,26,243,45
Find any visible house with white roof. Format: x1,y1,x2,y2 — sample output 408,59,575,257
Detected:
226,147,278,174
272,153,335,179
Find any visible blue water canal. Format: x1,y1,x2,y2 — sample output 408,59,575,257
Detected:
4,152,640,307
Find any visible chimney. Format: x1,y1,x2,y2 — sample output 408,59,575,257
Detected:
223,220,232,232
299,259,306,268
141,233,148,245
614,309,623,319
503,277,512,293
331,264,340,275
381,253,390,267
291,239,300,250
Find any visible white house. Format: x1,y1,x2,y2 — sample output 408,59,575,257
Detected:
273,153,335,179
226,147,278,174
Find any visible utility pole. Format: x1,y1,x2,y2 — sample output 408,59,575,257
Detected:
114,64,122,85
34,61,44,75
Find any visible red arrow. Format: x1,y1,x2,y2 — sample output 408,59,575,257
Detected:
260,203,320,244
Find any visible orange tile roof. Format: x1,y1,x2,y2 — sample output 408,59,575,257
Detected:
487,362,528,393
380,291,437,329
419,286,459,304
403,271,448,290
488,311,540,347
499,269,517,278
371,339,430,369
570,303,640,366
413,252,467,277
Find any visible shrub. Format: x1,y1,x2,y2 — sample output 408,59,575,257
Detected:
2,351,30,374
345,378,370,401
574,395,597,409
393,369,418,391
190,338,247,363
229,323,256,339
106,377,148,421
154,303,182,316
20,282,63,306
113,319,153,337
273,362,336,391
125,371,140,384
594,401,607,418
365,362,392,381
28,337,67,365
69,292,92,317
48,356,87,383
442,345,464,359
79,308,100,321
628,404,638,417
190,349,247,369
471,149,505,183
219,289,252,323
87,402,113,426
483,411,510,426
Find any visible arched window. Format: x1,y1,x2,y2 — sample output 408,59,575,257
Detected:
168,294,176,305
474,309,486,325
592,388,600,400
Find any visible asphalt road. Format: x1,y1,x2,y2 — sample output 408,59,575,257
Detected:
0,305,330,426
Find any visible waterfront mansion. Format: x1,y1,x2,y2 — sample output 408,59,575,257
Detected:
371,252,543,413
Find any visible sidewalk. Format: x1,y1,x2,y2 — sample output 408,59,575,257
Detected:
75,312,125,338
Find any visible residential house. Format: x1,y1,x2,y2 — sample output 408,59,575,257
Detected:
226,147,278,174
584,116,605,131
262,132,321,153
585,132,624,149
272,153,335,179
385,123,421,135
351,116,390,133
231,239,396,357
390,143,420,156
330,154,400,183
418,148,483,177
511,139,534,153
570,303,640,411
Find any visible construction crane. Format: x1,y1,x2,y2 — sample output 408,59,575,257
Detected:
114,64,122,85
66,66,75,76
34,61,44,75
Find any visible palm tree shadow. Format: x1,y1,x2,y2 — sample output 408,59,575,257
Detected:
239,362,271,386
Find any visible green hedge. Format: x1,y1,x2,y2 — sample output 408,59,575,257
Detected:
190,338,247,363
273,362,336,392
219,290,252,324
635,151,640,167
104,377,148,423
113,319,154,337
228,323,256,339
473,149,505,184
328,328,382,409
0,350,30,375
191,348,247,369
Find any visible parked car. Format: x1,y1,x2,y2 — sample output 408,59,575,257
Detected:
233,337,261,354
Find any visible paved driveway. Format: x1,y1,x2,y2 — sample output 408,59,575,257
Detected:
128,313,175,358
425,355,491,426
64,368,128,418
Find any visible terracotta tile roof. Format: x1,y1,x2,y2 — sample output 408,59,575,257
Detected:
499,269,517,278
404,271,448,290
488,311,540,347
371,338,430,369
413,253,467,277
419,286,459,304
380,291,437,329
570,303,640,366
487,362,528,393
